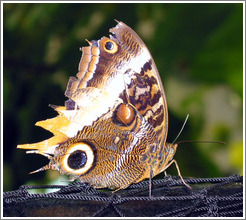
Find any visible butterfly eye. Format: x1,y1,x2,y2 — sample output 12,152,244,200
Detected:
115,103,136,126
62,142,95,175
103,40,118,54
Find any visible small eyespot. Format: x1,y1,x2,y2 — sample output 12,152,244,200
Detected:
105,41,114,50
62,142,95,175
114,103,136,126
103,39,118,54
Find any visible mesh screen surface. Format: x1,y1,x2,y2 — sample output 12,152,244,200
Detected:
3,175,243,217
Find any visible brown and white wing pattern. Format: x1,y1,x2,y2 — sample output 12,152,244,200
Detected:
18,21,174,190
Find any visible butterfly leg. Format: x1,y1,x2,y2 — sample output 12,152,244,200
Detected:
164,159,191,189
112,188,121,193
149,168,153,197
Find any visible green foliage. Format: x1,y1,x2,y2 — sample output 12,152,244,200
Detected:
3,3,243,191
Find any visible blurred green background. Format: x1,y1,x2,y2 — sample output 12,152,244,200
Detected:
3,3,243,192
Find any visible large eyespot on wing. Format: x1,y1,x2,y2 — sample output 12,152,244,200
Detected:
61,142,95,175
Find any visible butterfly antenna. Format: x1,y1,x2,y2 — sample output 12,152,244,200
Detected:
176,140,226,145
171,114,189,145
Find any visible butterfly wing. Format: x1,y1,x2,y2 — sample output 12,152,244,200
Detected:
17,21,170,189
65,21,168,147
50,104,159,189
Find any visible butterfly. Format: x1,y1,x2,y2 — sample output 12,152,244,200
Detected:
18,20,189,191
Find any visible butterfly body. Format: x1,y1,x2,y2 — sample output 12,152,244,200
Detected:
18,21,177,190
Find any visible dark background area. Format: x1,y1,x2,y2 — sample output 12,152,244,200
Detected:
3,3,243,192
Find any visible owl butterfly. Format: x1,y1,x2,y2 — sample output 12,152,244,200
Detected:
18,21,188,191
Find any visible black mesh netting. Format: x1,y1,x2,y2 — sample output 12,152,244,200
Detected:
3,175,243,217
